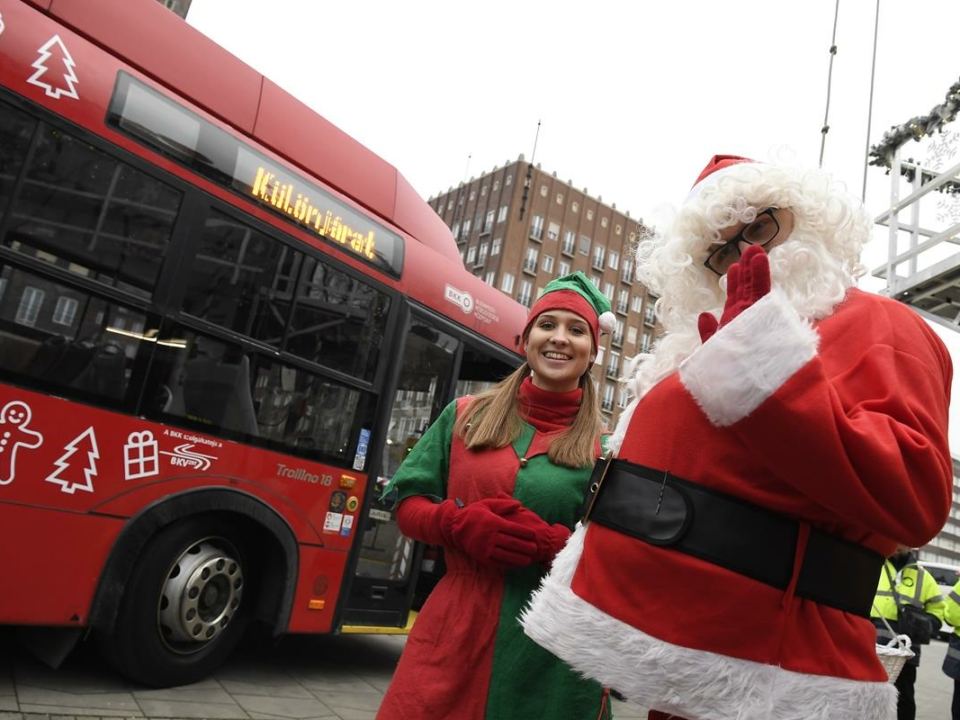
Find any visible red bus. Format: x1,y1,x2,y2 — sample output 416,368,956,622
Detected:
0,0,527,687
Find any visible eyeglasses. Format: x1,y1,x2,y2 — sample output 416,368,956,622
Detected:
703,208,781,276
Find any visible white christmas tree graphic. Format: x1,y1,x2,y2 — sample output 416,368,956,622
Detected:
46,426,99,494
27,34,80,100
0,13,6,37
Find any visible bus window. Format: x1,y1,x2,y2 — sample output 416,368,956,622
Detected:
0,262,147,408
142,322,374,465
2,108,180,298
182,209,300,347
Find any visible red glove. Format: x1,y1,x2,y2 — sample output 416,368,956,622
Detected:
483,495,572,563
434,499,538,570
698,244,772,343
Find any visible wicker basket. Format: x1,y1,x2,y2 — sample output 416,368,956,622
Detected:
876,634,914,683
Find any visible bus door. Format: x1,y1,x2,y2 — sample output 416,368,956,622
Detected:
341,309,518,629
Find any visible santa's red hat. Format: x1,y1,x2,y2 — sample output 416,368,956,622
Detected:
688,154,756,199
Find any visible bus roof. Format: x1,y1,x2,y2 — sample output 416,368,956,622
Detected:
34,0,462,265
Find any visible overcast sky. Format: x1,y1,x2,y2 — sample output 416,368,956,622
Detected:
186,0,960,450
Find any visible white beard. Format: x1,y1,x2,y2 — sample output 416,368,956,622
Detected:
610,231,855,455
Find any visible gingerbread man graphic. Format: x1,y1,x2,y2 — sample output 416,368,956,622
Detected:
0,400,43,485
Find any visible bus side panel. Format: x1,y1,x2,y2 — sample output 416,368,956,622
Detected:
286,544,348,634
0,504,123,624
45,0,261,133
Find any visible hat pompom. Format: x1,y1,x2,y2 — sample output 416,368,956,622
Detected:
598,311,616,335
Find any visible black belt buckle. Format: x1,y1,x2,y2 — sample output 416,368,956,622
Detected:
580,452,613,522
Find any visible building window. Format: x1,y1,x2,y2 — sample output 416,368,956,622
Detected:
447,200,454,211
587,209,594,220
627,326,638,345
622,259,634,283
556,193,564,205
462,219,471,236
524,247,539,274
603,282,615,302
501,273,515,294
492,238,502,256
540,185,548,197
632,295,644,313
558,261,571,276
606,351,620,380
493,180,500,191
530,215,544,241
615,224,622,235
485,271,496,285
617,289,629,314
518,280,533,307
602,384,615,412
591,274,601,288
505,174,512,186
629,231,637,242
542,255,555,274
572,202,579,213
562,230,576,256
579,235,591,255
613,319,624,346
53,296,79,326
15,286,44,326
644,303,657,324
470,190,476,201
466,246,477,264
478,242,489,264
592,245,605,269
608,251,619,270
498,205,508,223
618,388,628,409
601,217,608,228
642,331,652,353
547,221,560,241
484,210,495,233
481,185,488,196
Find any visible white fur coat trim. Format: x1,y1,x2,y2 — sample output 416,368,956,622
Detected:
521,525,896,720
679,289,819,427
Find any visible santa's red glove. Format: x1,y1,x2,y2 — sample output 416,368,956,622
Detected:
698,244,772,343
485,494,572,563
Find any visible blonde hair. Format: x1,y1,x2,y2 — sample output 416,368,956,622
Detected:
452,362,604,468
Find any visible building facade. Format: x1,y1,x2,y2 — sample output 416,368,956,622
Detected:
428,157,657,429
156,0,192,19
919,456,960,566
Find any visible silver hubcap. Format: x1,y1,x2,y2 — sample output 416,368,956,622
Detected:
157,537,244,652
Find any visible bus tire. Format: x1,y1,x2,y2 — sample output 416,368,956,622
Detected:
98,515,252,687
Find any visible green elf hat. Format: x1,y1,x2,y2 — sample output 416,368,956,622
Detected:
522,270,616,350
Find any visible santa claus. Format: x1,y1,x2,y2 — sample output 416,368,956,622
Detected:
521,155,954,720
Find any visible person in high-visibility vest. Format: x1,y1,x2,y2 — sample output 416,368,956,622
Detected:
871,546,945,720
941,576,960,720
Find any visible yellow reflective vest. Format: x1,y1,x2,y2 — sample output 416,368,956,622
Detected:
944,578,960,637
871,559,945,636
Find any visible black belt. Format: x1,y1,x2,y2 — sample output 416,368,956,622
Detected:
581,458,883,618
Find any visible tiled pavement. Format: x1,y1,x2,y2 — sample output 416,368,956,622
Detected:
0,629,951,719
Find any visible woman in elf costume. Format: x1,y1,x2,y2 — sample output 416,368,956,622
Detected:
376,272,617,720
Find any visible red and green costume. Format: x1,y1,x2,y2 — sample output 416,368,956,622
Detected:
376,378,610,720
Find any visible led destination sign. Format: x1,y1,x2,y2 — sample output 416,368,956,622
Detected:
107,72,403,276
235,149,384,265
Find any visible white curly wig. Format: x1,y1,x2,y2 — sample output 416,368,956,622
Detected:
610,158,873,453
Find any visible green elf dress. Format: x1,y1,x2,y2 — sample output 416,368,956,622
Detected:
376,376,611,720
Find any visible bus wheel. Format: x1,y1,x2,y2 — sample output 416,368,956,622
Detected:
100,516,251,687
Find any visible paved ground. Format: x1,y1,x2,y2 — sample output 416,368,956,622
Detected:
0,629,952,719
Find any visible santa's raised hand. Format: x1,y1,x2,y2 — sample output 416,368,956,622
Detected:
698,244,772,343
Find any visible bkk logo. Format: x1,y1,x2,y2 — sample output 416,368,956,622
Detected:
444,284,474,314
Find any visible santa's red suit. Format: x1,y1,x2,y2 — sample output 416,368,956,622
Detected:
522,284,953,720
